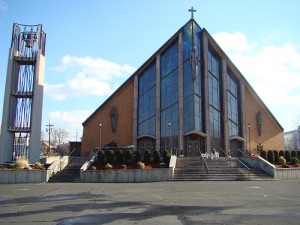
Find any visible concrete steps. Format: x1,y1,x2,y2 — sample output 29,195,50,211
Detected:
171,157,272,181
48,157,89,183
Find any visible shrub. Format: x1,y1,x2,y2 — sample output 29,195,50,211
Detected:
297,151,300,161
153,150,160,163
104,163,113,170
106,150,114,164
90,166,97,170
285,151,291,163
116,150,123,163
144,150,151,163
125,149,133,161
134,150,142,163
120,164,126,169
260,150,267,160
136,161,145,169
291,151,297,158
273,151,279,164
15,159,29,169
279,150,285,158
279,156,286,165
97,150,105,163
163,150,171,165
34,162,44,170
267,150,274,164
291,157,299,165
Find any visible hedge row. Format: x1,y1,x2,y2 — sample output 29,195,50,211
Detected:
260,150,300,165
96,149,171,165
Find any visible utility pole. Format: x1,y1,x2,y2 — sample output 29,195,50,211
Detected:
46,121,54,154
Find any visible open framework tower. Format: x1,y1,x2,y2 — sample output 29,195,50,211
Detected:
0,24,46,163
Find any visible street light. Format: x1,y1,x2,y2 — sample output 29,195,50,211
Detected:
99,123,102,150
168,121,172,154
46,120,54,154
248,123,251,153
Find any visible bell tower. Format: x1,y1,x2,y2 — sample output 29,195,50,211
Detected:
0,23,46,163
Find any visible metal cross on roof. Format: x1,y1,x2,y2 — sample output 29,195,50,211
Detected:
188,7,196,19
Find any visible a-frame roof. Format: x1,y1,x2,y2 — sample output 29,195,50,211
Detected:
82,19,283,131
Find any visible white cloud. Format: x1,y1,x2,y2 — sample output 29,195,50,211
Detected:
46,55,135,100
213,32,300,131
0,0,8,11
49,110,92,141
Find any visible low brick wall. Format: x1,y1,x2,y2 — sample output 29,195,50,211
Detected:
240,156,300,180
81,155,176,183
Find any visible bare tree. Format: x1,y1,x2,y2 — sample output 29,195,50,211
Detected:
51,128,69,145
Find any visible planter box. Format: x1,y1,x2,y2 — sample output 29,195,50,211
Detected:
81,167,173,183
0,169,51,184
240,156,300,180
81,155,176,183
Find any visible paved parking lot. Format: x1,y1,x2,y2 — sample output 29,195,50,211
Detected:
0,180,300,224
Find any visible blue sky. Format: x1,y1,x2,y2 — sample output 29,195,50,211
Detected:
0,0,300,141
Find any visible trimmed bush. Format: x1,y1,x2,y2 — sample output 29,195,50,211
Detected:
104,163,113,170
260,150,267,160
279,150,285,158
106,150,114,164
163,150,171,165
134,150,142,163
144,150,151,163
153,150,160,163
291,151,297,158
15,159,29,169
291,157,299,165
116,150,123,163
297,151,300,161
125,149,133,161
285,151,291,163
273,151,279,164
267,150,274,164
279,156,286,165
136,161,145,169
97,150,105,163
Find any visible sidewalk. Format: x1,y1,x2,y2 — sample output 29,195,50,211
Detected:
0,180,300,224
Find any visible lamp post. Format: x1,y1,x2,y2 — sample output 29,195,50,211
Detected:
248,123,251,153
298,126,300,151
99,123,102,150
46,121,54,154
168,121,172,155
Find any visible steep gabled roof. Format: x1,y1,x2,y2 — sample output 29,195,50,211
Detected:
82,19,196,126
83,19,283,131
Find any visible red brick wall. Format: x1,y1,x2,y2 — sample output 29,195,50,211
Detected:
245,87,283,153
81,80,134,156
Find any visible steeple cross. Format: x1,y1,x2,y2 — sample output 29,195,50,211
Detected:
188,7,196,19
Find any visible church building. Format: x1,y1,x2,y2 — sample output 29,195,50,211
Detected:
80,14,283,157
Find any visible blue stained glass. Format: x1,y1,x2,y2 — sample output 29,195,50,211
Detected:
160,40,178,78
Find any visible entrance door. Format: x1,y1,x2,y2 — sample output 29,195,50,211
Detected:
187,140,200,156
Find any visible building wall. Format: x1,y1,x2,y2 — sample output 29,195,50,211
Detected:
81,80,134,156
245,87,283,153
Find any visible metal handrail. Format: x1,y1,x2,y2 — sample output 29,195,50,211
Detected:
69,148,76,157
236,158,251,179
199,149,209,171
237,149,250,158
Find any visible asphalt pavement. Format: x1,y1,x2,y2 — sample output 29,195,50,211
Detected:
0,180,300,224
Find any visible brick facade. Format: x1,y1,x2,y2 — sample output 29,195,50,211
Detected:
81,80,134,156
245,87,284,153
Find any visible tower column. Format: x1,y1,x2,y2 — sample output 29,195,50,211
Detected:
202,34,210,153
178,32,184,156
155,55,161,151
133,75,138,151
221,58,229,155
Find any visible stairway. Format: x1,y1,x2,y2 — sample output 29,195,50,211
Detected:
48,157,89,183
171,157,271,181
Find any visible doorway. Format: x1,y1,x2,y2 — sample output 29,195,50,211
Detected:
185,134,205,156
